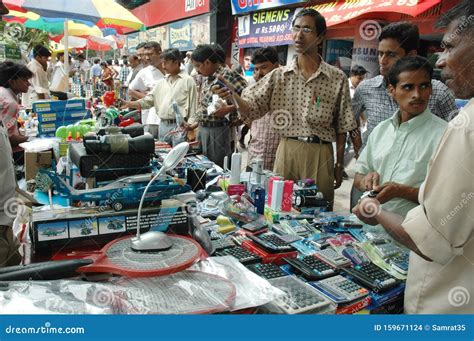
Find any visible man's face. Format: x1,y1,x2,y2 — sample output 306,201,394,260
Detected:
144,47,161,67
243,56,251,71
389,69,432,116
253,61,278,81
292,15,324,55
162,59,180,75
350,74,365,88
437,19,474,99
0,0,9,16
378,38,408,77
192,59,215,77
36,55,49,69
137,47,148,66
129,56,139,68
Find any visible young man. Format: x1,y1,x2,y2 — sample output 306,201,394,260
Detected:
354,56,447,230
216,9,359,209
128,41,165,138
353,0,473,314
186,44,247,167
122,48,197,146
50,52,73,100
245,47,281,171
0,62,32,267
118,59,130,100
353,22,458,144
348,65,367,99
22,45,51,108
90,58,102,85
126,54,142,86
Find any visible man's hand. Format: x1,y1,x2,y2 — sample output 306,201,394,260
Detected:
363,172,380,190
334,165,344,189
212,85,232,101
352,197,381,225
182,122,198,132
212,105,234,119
373,182,402,204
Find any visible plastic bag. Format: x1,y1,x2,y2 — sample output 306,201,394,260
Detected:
19,138,60,153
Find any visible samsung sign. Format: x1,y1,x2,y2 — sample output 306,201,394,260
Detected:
231,0,306,15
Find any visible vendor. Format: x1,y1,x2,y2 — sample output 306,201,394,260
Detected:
0,61,34,165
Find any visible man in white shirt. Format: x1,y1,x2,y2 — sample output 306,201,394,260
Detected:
353,0,473,314
50,53,73,100
22,45,51,108
122,48,197,146
128,41,165,138
75,54,90,83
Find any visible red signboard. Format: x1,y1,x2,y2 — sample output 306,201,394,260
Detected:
310,0,441,27
132,0,210,27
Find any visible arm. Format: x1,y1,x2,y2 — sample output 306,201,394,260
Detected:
9,134,28,148
352,199,431,261
349,128,362,158
334,133,346,189
374,182,419,204
128,89,146,100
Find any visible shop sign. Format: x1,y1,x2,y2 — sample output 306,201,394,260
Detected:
231,0,306,15
237,8,299,48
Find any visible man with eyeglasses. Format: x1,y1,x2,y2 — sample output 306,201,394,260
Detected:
352,22,458,145
216,8,359,210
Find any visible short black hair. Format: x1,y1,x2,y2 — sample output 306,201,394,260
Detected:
144,41,162,53
33,45,51,58
436,0,474,35
77,53,85,60
100,62,107,67
106,59,113,66
251,47,279,65
212,44,226,64
350,65,368,76
0,61,34,88
191,44,220,64
160,48,182,63
292,8,327,36
136,42,147,50
94,58,100,64
379,22,419,53
388,56,433,87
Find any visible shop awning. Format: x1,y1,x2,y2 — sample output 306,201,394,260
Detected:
309,0,441,27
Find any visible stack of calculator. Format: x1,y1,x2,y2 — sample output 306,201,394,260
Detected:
314,248,352,268
265,276,333,314
215,246,262,265
246,263,288,279
341,262,401,292
311,275,369,304
248,232,296,253
284,256,338,281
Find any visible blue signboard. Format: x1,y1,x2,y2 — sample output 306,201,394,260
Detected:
231,0,306,15
170,19,193,51
237,8,298,48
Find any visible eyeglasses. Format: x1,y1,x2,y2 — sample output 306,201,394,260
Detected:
291,26,315,34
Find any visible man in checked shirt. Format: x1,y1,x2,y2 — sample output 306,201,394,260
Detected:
185,44,247,167
216,9,361,210
353,22,458,146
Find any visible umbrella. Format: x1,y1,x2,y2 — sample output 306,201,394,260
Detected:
4,0,144,73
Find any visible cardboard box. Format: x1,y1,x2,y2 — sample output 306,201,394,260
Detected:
32,99,86,114
37,119,78,136
36,110,91,123
25,150,53,180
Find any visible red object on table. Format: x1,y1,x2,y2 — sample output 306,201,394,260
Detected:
102,91,116,107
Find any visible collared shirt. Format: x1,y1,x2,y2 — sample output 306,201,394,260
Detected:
352,75,458,143
349,78,356,99
119,66,131,85
50,61,69,93
191,64,247,124
241,58,356,142
22,59,49,108
138,71,197,122
401,99,474,314
0,87,22,153
248,114,281,171
355,108,447,221
0,121,16,226
127,64,143,86
90,64,102,78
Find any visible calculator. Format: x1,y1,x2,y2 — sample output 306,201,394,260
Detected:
389,254,409,275
248,232,296,253
315,248,352,268
215,246,262,265
284,256,338,281
246,263,288,279
266,276,333,314
374,243,402,259
211,237,235,251
311,275,369,304
341,262,401,292
242,220,268,232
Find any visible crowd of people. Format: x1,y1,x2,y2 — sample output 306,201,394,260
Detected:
0,0,472,314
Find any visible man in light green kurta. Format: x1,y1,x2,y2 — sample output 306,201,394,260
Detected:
353,56,447,231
